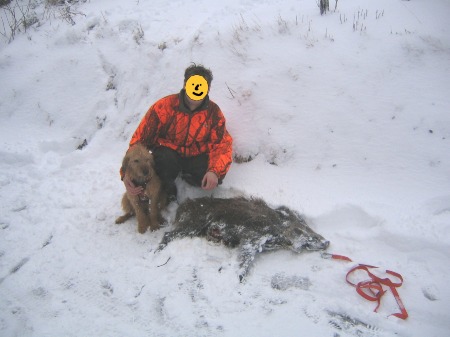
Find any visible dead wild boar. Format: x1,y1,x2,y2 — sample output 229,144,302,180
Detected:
156,197,330,281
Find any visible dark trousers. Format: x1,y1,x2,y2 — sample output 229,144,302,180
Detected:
152,146,209,188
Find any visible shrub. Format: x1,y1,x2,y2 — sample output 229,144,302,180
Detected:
0,0,36,43
0,0,13,7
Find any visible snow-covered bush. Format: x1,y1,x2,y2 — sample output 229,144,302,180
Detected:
0,0,37,42
0,0,87,42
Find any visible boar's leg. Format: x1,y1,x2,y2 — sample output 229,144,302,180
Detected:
237,239,259,282
154,220,213,253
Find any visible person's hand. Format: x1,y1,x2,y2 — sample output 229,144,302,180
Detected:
201,171,219,190
124,176,143,196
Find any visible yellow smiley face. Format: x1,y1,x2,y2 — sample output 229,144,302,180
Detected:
185,75,209,101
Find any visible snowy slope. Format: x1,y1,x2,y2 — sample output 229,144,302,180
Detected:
1,0,449,336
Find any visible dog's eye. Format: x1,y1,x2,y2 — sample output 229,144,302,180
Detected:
133,159,139,163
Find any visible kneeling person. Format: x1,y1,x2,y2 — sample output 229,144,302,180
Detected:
121,64,233,199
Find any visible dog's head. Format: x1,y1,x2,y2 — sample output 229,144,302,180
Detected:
121,144,156,187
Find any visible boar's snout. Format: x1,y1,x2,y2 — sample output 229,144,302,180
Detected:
306,237,330,251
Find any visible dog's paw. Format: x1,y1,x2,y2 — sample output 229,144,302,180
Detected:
137,225,148,234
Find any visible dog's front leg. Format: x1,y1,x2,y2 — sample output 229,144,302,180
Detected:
133,199,151,234
136,213,151,234
148,198,160,231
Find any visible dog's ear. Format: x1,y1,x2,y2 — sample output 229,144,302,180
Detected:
121,153,130,176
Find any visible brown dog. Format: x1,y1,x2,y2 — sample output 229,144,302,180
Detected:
115,144,166,233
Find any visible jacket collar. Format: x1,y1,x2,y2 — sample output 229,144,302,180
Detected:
178,89,210,114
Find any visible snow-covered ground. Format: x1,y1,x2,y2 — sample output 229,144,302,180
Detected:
1,0,449,336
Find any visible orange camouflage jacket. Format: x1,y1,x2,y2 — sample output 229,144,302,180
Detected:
128,90,233,180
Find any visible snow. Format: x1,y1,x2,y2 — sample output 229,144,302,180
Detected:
1,0,449,336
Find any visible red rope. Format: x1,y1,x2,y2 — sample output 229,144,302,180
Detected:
324,253,408,320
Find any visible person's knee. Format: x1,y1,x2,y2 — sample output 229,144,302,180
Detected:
180,154,209,187
181,173,203,187
153,147,181,182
